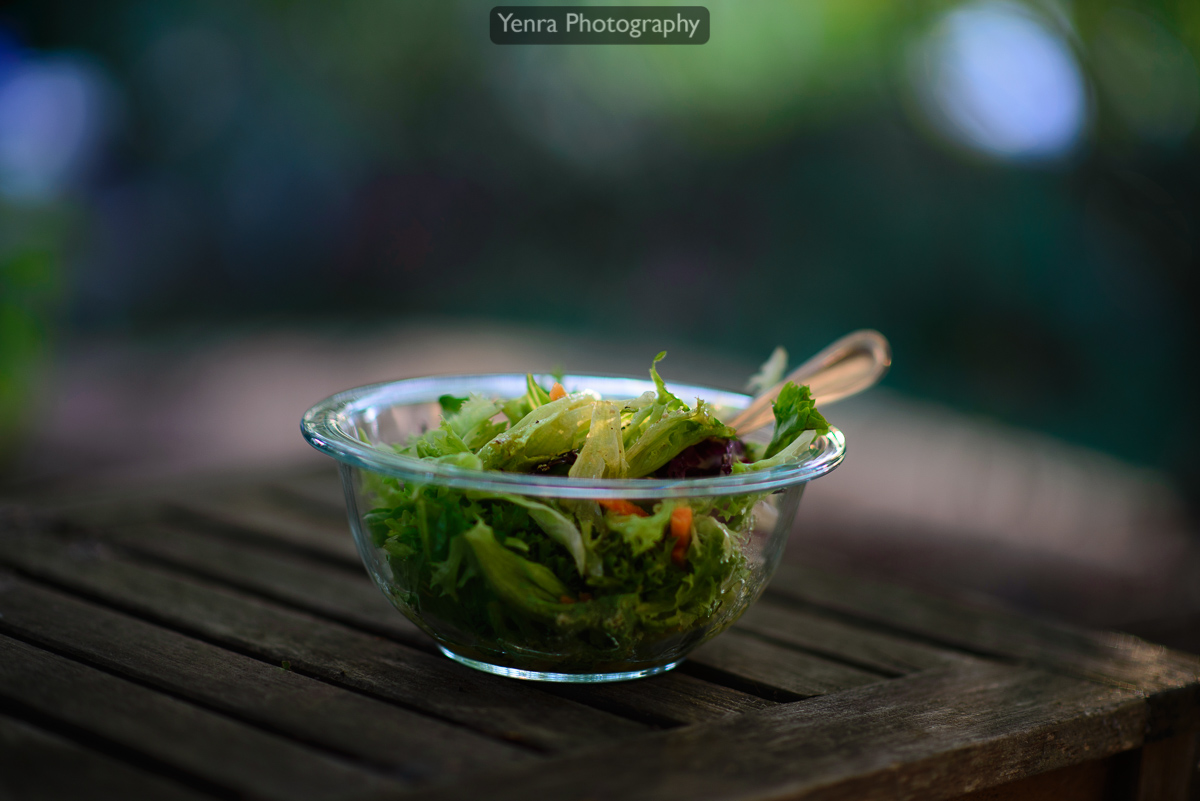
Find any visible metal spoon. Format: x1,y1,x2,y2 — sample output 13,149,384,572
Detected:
727,329,892,435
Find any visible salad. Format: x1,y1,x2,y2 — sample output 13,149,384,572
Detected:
360,352,829,671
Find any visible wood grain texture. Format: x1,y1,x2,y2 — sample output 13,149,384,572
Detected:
0,523,648,753
404,663,1146,801
0,573,536,780
735,600,970,675
0,712,210,801
9,469,1200,799
0,520,773,730
685,628,887,701
544,670,774,726
162,493,362,567
102,519,899,714
0,635,404,801
768,563,1200,738
108,521,420,642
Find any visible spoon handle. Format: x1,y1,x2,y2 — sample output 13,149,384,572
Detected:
728,329,892,435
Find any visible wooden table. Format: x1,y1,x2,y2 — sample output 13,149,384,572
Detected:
1,466,1197,800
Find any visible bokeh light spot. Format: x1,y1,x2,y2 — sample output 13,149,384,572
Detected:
910,1,1088,162
0,54,115,203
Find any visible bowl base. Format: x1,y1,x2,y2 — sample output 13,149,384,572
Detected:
437,645,683,683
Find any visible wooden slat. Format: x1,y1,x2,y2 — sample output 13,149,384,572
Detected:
0,635,404,801
0,523,648,752
60,520,775,726
108,522,420,643
403,663,1146,801
102,520,887,716
93,483,997,703
0,573,536,780
545,670,774,727
162,494,361,566
735,600,971,675
767,563,1200,738
685,628,888,701
0,712,210,801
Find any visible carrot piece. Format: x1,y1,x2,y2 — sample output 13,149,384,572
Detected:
549,382,567,401
597,498,648,517
559,595,576,604
670,506,692,566
670,506,692,540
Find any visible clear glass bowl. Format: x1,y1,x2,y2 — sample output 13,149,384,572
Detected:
301,373,846,682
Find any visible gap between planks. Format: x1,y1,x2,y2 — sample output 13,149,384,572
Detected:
0,516,887,727
0,571,540,781
398,662,1148,801
0,708,221,801
42,478,1200,738
0,634,410,801
0,523,651,754
102,517,936,706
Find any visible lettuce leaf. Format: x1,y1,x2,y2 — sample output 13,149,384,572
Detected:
763,382,828,459
624,399,736,478
569,400,628,480
462,520,571,618
466,490,590,577
444,394,506,451
477,393,595,472
604,501,673,556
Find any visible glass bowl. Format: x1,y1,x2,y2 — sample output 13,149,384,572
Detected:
301,373,846,682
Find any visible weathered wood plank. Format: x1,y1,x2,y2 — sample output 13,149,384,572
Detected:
403,663,1146,801
0,547,765,732
544,670,774,726
0,573,537,780
9,522,772,729
0,712,211,801
102,521,888,716
767,563,1200,738
68,483,1005,707
735,599,971,675
161,494,361,566
685,628,888,701
108,522,420,643
0,522,648,753
0,635,404,801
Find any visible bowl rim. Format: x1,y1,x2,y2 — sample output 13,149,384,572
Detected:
300,372,846,499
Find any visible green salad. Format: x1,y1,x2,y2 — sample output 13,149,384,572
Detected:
361,352,829,670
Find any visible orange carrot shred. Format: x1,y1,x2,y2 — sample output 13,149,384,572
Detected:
559,595,575,604
670,506,693,566
597,498,648,517
549,382,567,401
670,506,692,540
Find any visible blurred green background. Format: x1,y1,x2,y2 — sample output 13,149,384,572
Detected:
0,0,1197,513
